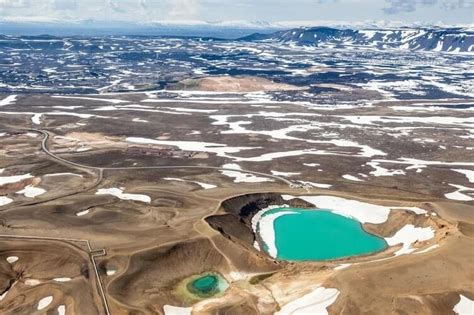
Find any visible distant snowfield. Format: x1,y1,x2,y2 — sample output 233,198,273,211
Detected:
220,163,273,183
0,197,13,207
452,169,474,183
96,188,151,203
275,286,340,315
75,209,90,216
0,95,17,107
210,113,387,159
52,95,128,104
367,161,405,177
53,277,71,282
37,296,53,310
6,256,18,263
0,110,110,120
126,137,257,159
372,158,474,167
164,177,217,189
271,170,301,177
445,184,474,201
342,174,364,182
297,180,332,189
16,185,46,198
163,305,192,315
31,113,42,124
339,115,474,128
45,172,84,178
0,169,34,186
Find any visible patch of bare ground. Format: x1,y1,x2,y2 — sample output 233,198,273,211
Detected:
176,76,306,92
0,239,101,314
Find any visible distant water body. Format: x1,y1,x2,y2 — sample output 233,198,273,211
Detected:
257,208,387,261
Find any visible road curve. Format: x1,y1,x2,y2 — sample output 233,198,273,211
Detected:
33,129,294,186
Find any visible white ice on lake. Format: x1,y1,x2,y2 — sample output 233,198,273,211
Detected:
257,210,298,258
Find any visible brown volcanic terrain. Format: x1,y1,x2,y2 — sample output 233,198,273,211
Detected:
0,88,473,315
176,76,305,92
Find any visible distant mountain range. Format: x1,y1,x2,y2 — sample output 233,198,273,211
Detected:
1,18,473,52
241,27,474,52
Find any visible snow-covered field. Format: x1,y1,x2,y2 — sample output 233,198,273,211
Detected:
96,187,151,203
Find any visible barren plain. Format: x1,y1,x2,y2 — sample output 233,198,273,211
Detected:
0,84,473,314
0,33,473,315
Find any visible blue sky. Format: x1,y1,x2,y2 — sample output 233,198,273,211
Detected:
0,0,472,24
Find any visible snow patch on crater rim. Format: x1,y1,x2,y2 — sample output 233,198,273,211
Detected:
96,187,151,203
282,195,427,224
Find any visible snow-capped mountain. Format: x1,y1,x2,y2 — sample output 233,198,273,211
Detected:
241,27,474,52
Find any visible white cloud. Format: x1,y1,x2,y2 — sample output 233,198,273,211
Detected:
0,0,472,24
0,0,31,8
53,0,77,10
168,0,199,19
384,0,474,14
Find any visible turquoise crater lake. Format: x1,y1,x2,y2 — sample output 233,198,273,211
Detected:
255,207,387,261
186,273,228,298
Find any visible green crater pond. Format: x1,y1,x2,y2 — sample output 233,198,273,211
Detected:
256,207,387,261
185,272,228,298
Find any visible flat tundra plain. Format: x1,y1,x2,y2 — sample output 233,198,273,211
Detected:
0,83,473,315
